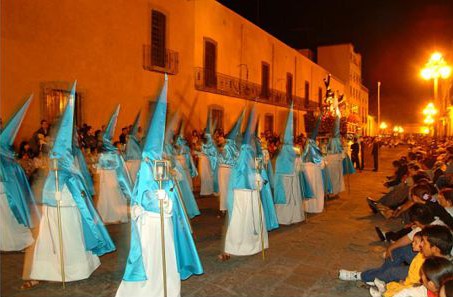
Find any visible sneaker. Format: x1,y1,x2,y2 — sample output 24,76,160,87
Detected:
369,287,382,297
367,197,378,214
374,227,386,242
338,269,361,281
374,278,386,293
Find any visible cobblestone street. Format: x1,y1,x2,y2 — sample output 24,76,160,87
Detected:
1,147,405,297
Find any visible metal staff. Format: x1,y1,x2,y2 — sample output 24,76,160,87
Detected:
255,157,265,261
154,160,169,297
50,158,66,289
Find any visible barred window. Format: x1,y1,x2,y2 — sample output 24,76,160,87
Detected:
151,10,166,68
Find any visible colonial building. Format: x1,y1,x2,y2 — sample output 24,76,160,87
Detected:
2,0,359,142
317,44,370,135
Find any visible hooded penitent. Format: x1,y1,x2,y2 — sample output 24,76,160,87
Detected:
98,105,133,198
42,82,115,256
202,110,220,192
274,102,297,204
0,96,40,228
72,127,95,197
220,109,245,166
175,121,198,178
164,113,200,218
125,111,142,161
226,107,258,221
327,116,343,154
301,115,333,194
254,119,279,231
122,75,203,281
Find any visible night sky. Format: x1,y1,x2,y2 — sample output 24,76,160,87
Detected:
218,0,453,125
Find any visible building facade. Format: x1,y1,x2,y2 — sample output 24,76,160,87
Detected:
317,44,370,135
2,0,356,143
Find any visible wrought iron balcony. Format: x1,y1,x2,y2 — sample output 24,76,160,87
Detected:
194,67,316,111
143,45,179,75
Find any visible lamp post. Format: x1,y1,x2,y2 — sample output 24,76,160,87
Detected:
423,102,438,137
420,52,451,138
379,121,388,136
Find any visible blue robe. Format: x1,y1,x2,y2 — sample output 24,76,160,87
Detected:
164,144,200,218
274,145,297,204
42,168,115,256
176,136,198,178
201,135,219,193
123,160,203,281
0,153,39,228
97,152,133,199
73,145,95,197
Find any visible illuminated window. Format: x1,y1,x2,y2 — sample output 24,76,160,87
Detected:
42,84,82,125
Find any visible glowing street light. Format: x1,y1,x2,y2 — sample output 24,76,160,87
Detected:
379,122,388,130
420,52,451,138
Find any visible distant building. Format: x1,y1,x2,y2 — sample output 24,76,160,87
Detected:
317,44,370,135
3,0,353,142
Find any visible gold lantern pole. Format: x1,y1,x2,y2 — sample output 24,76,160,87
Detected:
50,158,66,289
153,160,169,297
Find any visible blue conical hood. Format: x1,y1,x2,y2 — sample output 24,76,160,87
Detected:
102,105,120,152
142,75,168,161
204,110,212,135
50,81,77,169
0,95,33,153
283,102,294,145
226,109,245,140
130,111,141,136
333,116,340,138
310,115,322,140
165,111,180,144
242,106,257,145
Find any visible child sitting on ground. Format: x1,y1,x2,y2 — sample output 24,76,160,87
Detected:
392,257,453,297
369,225,453,297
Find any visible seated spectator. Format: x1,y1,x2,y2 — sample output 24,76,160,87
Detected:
339,205,445,284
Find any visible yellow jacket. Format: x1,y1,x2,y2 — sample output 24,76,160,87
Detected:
384,252,425,297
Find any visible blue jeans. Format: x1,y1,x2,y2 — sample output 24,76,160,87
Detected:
361,245,415,283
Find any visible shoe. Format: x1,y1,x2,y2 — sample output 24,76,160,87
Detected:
338,269,361,281
374,278,386,293
367,197,378,214
374,227,386,242
369,287,382,297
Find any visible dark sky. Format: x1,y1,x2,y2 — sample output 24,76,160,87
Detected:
218,0,453,125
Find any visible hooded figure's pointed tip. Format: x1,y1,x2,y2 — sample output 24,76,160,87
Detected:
1,96,34,148
164,73,168,81
242,107,257,145
50,96,75,165
283,103,294,145
142,79,168,160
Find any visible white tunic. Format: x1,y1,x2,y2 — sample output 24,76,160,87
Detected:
115,205,180,297
325,153,345,195
225,189,268,256
198,154,214,196
0,182,34,251
218,164,232,211
303,162,325,213
29,185,100,282
96,169,129,224
275,172,305,225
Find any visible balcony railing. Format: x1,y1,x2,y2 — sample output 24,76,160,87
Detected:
143,45,179,75
194,67,317,111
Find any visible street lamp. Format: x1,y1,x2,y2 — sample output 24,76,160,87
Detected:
379,121,388,135
420,52,451,137
422,102,438,136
